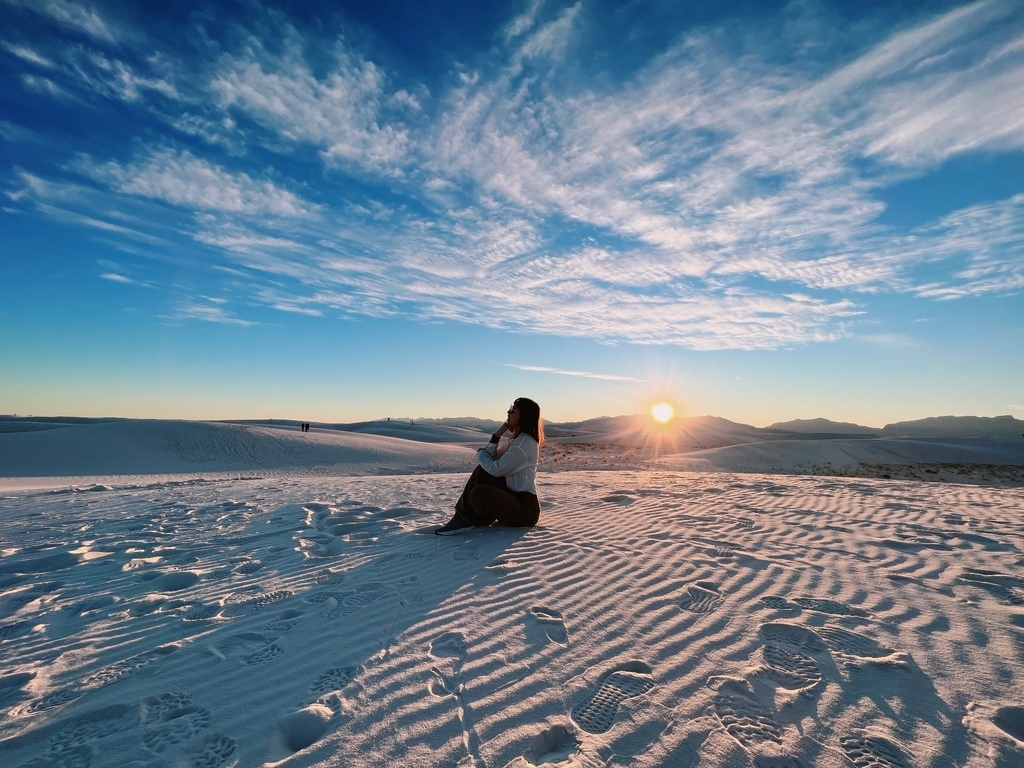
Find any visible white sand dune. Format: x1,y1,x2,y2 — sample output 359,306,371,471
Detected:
1,421,1023,767
0,420,474,481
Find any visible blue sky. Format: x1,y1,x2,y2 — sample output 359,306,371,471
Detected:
2,0,1022,427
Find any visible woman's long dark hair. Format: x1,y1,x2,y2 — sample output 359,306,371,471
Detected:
513,397,543,444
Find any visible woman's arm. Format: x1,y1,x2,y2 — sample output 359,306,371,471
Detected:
481,418,515,458
478,435,534,477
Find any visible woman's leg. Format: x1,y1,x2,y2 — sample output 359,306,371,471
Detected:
454,465,507,518
465,485,539,527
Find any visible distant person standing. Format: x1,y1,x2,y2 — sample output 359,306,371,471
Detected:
436,397,543,535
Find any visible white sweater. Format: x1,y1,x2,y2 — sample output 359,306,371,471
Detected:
477,433,539,495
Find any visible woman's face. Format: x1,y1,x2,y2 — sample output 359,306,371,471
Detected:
506,404,520,430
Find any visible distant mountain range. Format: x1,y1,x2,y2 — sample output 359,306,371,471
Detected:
769,414,1024,439
767,418,879,436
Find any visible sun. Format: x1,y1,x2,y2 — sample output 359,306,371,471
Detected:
651,402,675,424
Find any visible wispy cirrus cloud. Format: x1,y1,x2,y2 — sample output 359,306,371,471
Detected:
209,26,412,173
100,272,152,287
168,299,260,327
6,0,120,43
77,149,317,218
3,41,54,67
508,365,648,383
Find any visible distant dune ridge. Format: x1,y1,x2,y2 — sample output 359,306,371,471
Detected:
880,414,1024,438
0,419,474,479
1,415,1023,767
768,417,881,435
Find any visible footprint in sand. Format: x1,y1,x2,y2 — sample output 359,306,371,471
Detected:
81,645,178,689
571,662,656,735
265,608,305,633
142,570,201,592
309,665,359,697
428,666,457,698
602,493,636,505
791,598,869,618
711,677,783,750
839,731,910,768
243,643,284,665
966,700,1024,753
322,583,391,619
992,705,1024,743
190,733,238,768
428,631,470,697
41,741,93,766
164,550,201,565
816,627,908,668
372,551,425,570
710,546,738,561
303,590,340,605
757,643,823,698
313,569,346,585
143,705,213,753
453,548,481,561
233,559,264,575
759,622,828,654
276,703,337,755
213,631,282,664
958,569,1024,605
507,724,605,768
20,686,83,714
430,631,469,667
182,603,220,622
43,703,139,761
760,596,798,611
141,692,193,723
250,589,293,610
678,582,723,614
529,606,568,644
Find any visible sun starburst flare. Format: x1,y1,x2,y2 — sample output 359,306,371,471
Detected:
651,403,675,424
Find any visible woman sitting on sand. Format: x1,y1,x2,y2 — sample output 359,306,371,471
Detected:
435,397,543,535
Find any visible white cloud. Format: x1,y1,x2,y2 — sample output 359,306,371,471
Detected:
170,301,259,326
21,73,74,99
31,203,163,243
210,32,410,172
503,0,544,42
67,49,180,102
9,0,120,43
514,2,580,66
508,365,649,383
100,272,152,287
79,149,316,218
3,42,54,67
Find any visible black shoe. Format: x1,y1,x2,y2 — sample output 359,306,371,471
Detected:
435,513,475,536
